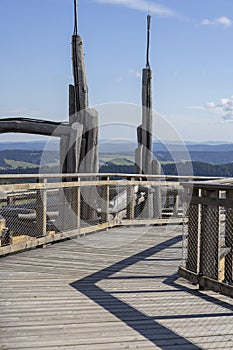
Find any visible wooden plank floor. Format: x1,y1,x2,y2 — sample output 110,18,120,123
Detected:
1,225,233,350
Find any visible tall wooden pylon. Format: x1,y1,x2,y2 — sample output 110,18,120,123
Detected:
61,0,99,175
60,0,99,223
135,15,162,218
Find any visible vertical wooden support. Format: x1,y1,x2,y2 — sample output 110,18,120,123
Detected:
186,188,201,273
0,216,8,247
66,124,83,174
127,179,135,220
200,189,220,283
225,190,233,283
71,178,81,230
173,192,179,217
101,177,109,224
60,135,69,174
36,180,47,237
69,84,76,124
72,35,89,112
143,189,153,220
141,68,153,175
152,160,162,218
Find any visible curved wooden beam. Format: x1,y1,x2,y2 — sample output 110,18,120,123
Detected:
0,117,72,137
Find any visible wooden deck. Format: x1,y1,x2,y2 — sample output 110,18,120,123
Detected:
1,225,233,350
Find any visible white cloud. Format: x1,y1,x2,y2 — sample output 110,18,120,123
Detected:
95,0,178,17
129,69,141,79
201,16,232,28
205,102,216,109
205,96,233,121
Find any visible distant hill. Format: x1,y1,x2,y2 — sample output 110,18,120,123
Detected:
1,140,233,165
0,141,59,151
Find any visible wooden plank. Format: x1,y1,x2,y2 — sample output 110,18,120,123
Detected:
1,225,233,350
36,187,47,237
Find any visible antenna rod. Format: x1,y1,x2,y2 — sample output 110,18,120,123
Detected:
146,14,151,69
73,0,78,35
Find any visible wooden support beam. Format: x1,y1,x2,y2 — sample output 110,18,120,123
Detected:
36,185,47,237
152,160,162,218
0,118,71,137
141,68,153,175
127,180,136,220
101,177,110,223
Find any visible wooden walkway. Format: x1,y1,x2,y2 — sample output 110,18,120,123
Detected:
1,225,233,350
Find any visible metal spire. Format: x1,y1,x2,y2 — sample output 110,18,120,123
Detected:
146,14,151,69
73,0,78,35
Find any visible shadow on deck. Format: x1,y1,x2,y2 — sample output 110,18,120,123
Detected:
1,225,233,349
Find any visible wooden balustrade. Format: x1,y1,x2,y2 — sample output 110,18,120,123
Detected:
179,182,233,298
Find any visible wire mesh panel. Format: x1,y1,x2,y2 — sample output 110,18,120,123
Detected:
185,189,201,274
180,183,233,297
0,175,187,254
200,197,220,281
225,189,233,284
0,189,47,246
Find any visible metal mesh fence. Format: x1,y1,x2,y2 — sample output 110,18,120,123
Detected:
0,178,185,252
181,186,233,290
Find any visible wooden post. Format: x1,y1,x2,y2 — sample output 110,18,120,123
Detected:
66,124,83,174
135,16,153,176
71,178,81,230
60,136,69,174
72,35,89,112
127,178,135,220
36,180,47,237
225,190,233,283
186,188,201,273
200,189,220,284
101,177,110,224
173,191,179,217
152,160,162,218
0,216,9,247
141,69,153,175
69,84,76,124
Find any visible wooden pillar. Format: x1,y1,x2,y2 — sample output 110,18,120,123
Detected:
0,216,10,247
127,178,135,220
225,190,233,283
71,178,81,230
200,189,220,283
141,68,153,175
152,160,162,218
72,35,89,112
101,177,110,224
36,181,47,237
186,188,201,273
173,191,179,217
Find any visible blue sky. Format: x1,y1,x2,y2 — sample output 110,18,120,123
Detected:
0,0,233,142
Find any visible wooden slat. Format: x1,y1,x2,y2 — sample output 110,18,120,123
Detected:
1,225,233,350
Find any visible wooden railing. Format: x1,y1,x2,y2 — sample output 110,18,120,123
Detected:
179,179,233,298
0,173,220,256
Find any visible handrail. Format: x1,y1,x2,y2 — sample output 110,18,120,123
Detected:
0,176,186,256
0,172,222,181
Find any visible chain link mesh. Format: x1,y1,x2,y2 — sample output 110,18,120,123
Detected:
0,179,184,250
182,187,233,288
